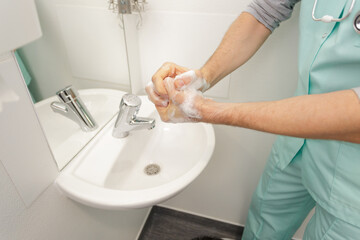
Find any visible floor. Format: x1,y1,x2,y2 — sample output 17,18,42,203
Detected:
138,206,244,240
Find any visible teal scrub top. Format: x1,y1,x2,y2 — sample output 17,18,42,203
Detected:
272,0,360,227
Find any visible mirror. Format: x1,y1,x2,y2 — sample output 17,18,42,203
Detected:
18,0,131,170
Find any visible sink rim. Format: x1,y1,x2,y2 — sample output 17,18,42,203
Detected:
56,97,215,210
35,88,125,108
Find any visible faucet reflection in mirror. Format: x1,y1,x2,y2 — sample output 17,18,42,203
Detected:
51,86,97,132
112,94,155,138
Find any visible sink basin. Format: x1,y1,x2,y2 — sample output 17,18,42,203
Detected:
56,96,215,209
35,88,125,169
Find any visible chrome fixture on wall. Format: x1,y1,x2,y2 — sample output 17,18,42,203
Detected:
108,0,146,28
108,0,146,15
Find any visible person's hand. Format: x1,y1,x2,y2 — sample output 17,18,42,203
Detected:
172,69,210,92
145,62,209,108
145,62,189,107
155,77,207,123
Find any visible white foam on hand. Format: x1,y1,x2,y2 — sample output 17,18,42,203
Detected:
179,88,202,119
164,77,203,123
175,70,210,92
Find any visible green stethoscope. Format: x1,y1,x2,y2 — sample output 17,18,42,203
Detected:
312,0,360,33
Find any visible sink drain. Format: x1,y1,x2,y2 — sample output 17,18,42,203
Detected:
144,164,161,176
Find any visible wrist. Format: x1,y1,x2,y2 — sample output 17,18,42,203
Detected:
198,99,244,126
200,66,214,87
197,98,220,124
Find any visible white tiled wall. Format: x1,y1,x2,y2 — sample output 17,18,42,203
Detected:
56,3,129,85
133,0,251,98
0,0,42,55
137,10,234,98
20,0,131,101
0,53,58,206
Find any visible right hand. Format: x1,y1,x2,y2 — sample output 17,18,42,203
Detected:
145,62,189,107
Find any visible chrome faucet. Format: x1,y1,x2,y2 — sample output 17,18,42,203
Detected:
50,86,97,132
112,94,155,138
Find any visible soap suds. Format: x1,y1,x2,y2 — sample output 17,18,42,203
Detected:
147,70,209,122
175,70,210,92
164,76,203,122
179,88,202,119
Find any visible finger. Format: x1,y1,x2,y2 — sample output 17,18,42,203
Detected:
152,63,189,95
164,77,184,105
152,64,172,96
174,70,197,90
146,83,169,107
151,75,167,96
173,65,190,77
164,77,176,100
145,83,169,107
155,105,170,122
152,63,178,96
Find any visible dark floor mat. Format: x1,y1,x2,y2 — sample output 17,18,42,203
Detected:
138,206,243,240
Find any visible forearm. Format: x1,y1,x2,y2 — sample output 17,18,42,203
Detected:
201,12,271,86
200,90,360,143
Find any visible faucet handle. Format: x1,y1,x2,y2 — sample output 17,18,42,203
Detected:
120,94,142,108
56,85,79,103
119,94,142,120
113,94,155,138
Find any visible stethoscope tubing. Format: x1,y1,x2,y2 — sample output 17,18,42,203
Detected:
312,0,356,22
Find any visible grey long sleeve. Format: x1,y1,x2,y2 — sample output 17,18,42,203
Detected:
245,0,301,31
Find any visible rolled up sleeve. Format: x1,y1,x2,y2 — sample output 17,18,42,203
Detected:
244,0,301,32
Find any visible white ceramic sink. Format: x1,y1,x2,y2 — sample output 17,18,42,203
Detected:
56,96,215,209
35,89,125,169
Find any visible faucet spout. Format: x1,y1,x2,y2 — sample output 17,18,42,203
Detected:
130,117,156,130
112,94,155,138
